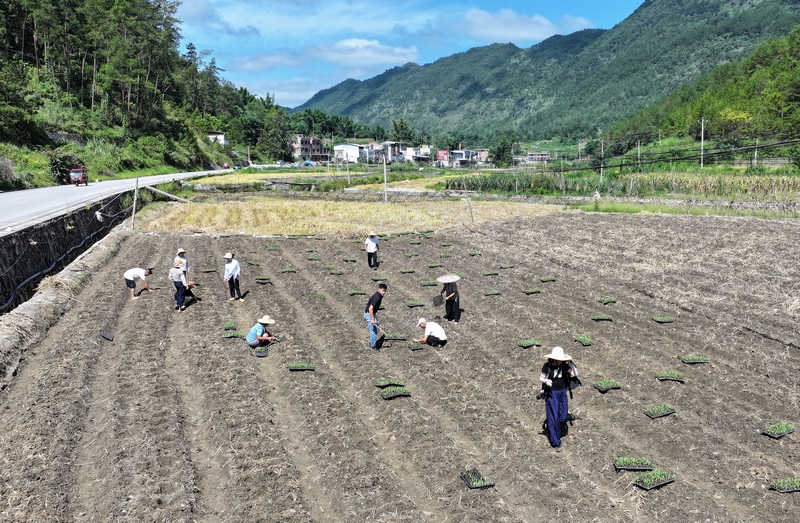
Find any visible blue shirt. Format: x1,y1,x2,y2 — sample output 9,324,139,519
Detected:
246,323,265,345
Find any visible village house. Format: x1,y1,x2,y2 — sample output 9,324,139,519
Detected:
207,131,228,145
292,135,330,162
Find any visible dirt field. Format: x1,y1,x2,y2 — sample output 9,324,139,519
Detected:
1,210,798,522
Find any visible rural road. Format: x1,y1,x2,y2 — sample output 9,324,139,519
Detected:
0,169,226,236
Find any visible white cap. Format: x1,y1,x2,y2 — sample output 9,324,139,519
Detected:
417,318,426,326
177,248,186,254
223,252,233,259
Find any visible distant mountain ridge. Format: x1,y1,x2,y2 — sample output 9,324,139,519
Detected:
293,0,800,142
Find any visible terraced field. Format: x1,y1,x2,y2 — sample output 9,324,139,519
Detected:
1,211,798,522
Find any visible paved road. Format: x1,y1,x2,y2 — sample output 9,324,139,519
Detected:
0,170,226,236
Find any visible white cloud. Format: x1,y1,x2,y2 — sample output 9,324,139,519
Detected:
177,0,259,38
239,76,339,108
460,8,557,43
560,15,594,32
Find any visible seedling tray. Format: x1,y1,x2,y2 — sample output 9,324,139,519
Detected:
343,258,357,262
384,335,407,341
254,348,269,358
400,269,416,273
681,356,709,364
762,428,795,439
483,271,499,276
221,332,245,339
200,268,217,273
348,290,366,296
540,276,556,282
524,288,541,295
100,331,114,341
483,290,501,296
633,477,675,491
644,409,676,419
653,316,674,323
372,276,388,281
428,263,443,268
408,342,424,351
592,315,613,321
246,260,260,266
594,384,621,393
460,468,494,490
380,386,411,399
330,270,344,275
288,363,315,371
376,378,405,388
656,376,685,383
421,281,437,286
770,478,800,493
614,462,654,472
598,297,616,304
281,268,297,273
518,339,541,348
574,336,593,346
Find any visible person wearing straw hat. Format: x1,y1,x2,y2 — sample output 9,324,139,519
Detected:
123,267,153,300
539,346,579,451
413,318,447,348
437,274,461,323
175,248,189,276
364,283,387,351
168,259,189,311
246,314,278,350
364,231,380,270
223,252,244,302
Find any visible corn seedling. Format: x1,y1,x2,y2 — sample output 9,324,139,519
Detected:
440,253,452,258
281,268,296,273
309,293,326,301
376,378,405,388
469,251,481,256
343,257,356,262
307,255,320,261
500,264,514,269
653,315,674,323
483,271,499,276
384,333,407,340
406,301,425,308
380,386,411,399
633,469,675,490
428,263,442,268
518,339,541,348
770,477,800,493
410,240,421,245
441,243,452,247
540,276,556,282
288,362,315,371
524,288,541,295
613,457,653,471
483,290,501,296
330,269,344,275
321,264,335,270
408,342,424,351
400,269,415,274
644,403,675,418
681,355,709,364
305,248,316,253
460,468,494,489
223,321,236,330
656,371,684,382
406,252,418,257
372,275,388,281
594,379,621,392
598,296,616,304
348,289,366,296
763,422,795,439
247,260,260,266
221,331,244,339
420,229,434,234
592,314,613,321
574,335,593,346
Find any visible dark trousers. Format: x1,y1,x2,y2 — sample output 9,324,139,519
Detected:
228,277,241,298
425,335,447,348
367,251,378,269
173,281,186,308
545,388,569,448
445,294,460,322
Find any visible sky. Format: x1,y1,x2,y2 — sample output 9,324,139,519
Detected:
176,1,646,109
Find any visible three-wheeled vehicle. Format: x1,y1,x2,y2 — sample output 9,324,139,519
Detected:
69,168,88,186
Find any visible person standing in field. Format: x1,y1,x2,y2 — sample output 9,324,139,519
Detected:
364,231,379,270
364,283,387,351
175,248,189,276
539,346,579,452
438,275,461,323
123,267,153,300
168,260,189,311
223,252,244,302
413,318,448,348
174,247,201,302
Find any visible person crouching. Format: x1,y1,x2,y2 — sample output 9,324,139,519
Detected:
413,318,447,348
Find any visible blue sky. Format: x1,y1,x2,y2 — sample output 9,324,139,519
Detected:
177,1,645,108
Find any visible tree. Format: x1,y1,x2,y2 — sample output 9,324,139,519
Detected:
390,118,414,143
490,134,514,167
258,107,294,161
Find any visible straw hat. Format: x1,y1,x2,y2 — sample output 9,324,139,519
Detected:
436,274,461,283
173,260,183,268
417,318,426,326
545,346,572,361
257,314,276,324
223,252,233,259
368,231,376,236
177,248,186,254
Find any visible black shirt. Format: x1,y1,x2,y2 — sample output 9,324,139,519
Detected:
541,362,568,390
365,292,383,314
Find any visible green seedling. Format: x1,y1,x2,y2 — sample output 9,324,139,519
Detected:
408,342,423,350
400,269,416,274
376,378,405,388
406,252,419,257
335,249,347,254
428,263,442,268
200,268,217,273
483,271,499,276
524,288,541,295
421,233,433,239
380,386,411,399
330,269,344,275
288,362,315,371
348,289,366,296
247,260,260,266
614,457,653,468
460,468,494,489
420,229,434,234
281,268,296,273
372,276,388,281
592,314,613,321
254,276,271,281
574,335,593,346
483,290,501,296
644,404,675,417
653,316,674,323
634,469,674,488
421,280,437,286
594,379,620,391
305,248,317,253
500,264,514,269
221,331,244,339
518,339,541,348
343,257,356,262
309,293,326,300
681,355,709,363
396,231,412,236
469,251,481,256
770,477,800,492
407,301,425,308
763,422,795,437
223,321,236,331
440,253,452,258
321,264,335,270
441,243,452,247
410,240,422,245
307,256,321,261
656,371,684,380
598,296,616,304
540,276,556,282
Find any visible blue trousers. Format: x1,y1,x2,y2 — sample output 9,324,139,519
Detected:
545,388,569,448
363,312,379,348
173,281,186,308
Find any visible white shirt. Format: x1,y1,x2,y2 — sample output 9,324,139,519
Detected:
123,268,146,281
364,237,378,253
224,259,241,280
424,321,447,340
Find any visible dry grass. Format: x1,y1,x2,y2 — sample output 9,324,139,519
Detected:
141,196,558,235
190,170,347,185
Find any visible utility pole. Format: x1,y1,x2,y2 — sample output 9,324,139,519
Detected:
700,117,705,168
345,152,350,185
659,130,661,146
637,141,641,170
600,140,605,183
754,138,759,166
383,154,388,203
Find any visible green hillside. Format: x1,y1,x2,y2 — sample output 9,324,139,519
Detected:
294,0,800,144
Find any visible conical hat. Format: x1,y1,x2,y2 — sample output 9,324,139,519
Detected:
436,274,461,283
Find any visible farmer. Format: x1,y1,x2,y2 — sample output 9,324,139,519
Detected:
223,252,244,302
413,318,448,348
123,267,153,300
174,248,201,302
175,248,189,276
539,346,579,452
438,274,461,323
168,260,189,311
364,283,387,351
246,314,278,352
364,231,379,270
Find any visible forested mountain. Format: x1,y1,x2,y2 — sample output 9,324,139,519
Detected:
605,25,800,151
294,0,800,144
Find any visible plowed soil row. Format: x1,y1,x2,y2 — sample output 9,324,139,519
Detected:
1,211,798,522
